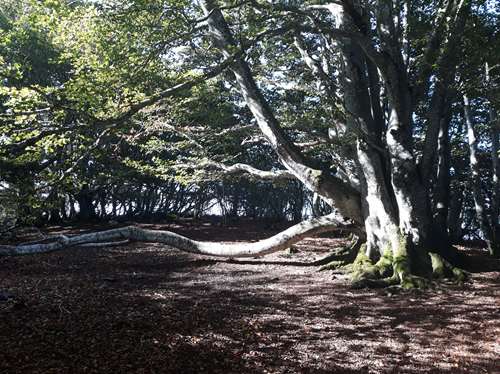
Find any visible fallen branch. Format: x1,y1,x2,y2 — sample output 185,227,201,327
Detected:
0,214,357,257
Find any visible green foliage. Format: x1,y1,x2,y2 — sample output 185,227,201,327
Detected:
0,0,497,233
0,187,18,230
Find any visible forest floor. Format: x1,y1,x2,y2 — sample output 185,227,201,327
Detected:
1,220,499,374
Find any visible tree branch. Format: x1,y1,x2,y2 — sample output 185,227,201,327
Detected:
199,0,362,223
412,0,467,103
200,160,295,181
0,213,357,257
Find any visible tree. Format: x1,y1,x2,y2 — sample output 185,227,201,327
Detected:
1,0,499,288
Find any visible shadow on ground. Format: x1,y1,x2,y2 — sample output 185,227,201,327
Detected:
1,228,499,373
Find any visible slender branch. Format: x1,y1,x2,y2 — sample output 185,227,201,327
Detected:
200,160,295,181
194,0,253,24
413,0,467,102
0,108,51,117
293,34,337,98
215,124,254,136
55,127,114,182
98,52,244,127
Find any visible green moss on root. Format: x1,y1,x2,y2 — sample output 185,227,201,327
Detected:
373,247,393,277
318,243,360,271
350,245,395,281
400,275,429,290
429,252,467,282
452,267,466,282
392,234,411,283
352,244,370,268
323,233,466,289
319,260,350,271
390,234,429,289
351,244,376,281
429,252,445,278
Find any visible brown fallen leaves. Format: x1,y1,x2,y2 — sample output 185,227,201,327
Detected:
1,221,499,373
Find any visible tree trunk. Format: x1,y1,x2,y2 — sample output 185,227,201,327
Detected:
193,1,463,287
432,109,452,244
447,189,463,243
76,185,95,221
199,0,362,224
464,95,498,256
99,190,107,219
488,103,499,256
335,8,400,260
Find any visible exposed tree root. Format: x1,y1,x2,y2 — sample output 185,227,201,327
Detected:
321,234,468,290
429,252,467,282
350,245,394,281
318,236,362,271
351,276,400,289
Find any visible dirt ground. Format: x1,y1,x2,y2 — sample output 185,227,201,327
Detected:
1,220,499,374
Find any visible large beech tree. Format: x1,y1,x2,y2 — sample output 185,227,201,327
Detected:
1,0,499,287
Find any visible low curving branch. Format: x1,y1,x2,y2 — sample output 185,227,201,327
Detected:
202,160,295,181
0,214,357,257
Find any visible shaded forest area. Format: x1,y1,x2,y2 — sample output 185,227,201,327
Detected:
1,0,500,372
1,222,499,373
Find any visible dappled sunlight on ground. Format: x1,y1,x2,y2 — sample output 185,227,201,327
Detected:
1,225,499,373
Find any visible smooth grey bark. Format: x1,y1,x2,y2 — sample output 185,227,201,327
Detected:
353,0,430,246
311,193,322,218
447,188,463,242
365,58,384,139
199,0,362,224
336,6,400,258
490,106,500,256
337,0,465,251
463,95,497,255
340,0,464,245
291,4,398,257
199,160,295,181
382,64,429,246
355,140,400,258
432,105,452,240
422,86,452,185
0,213,354,257
420,4,466,198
